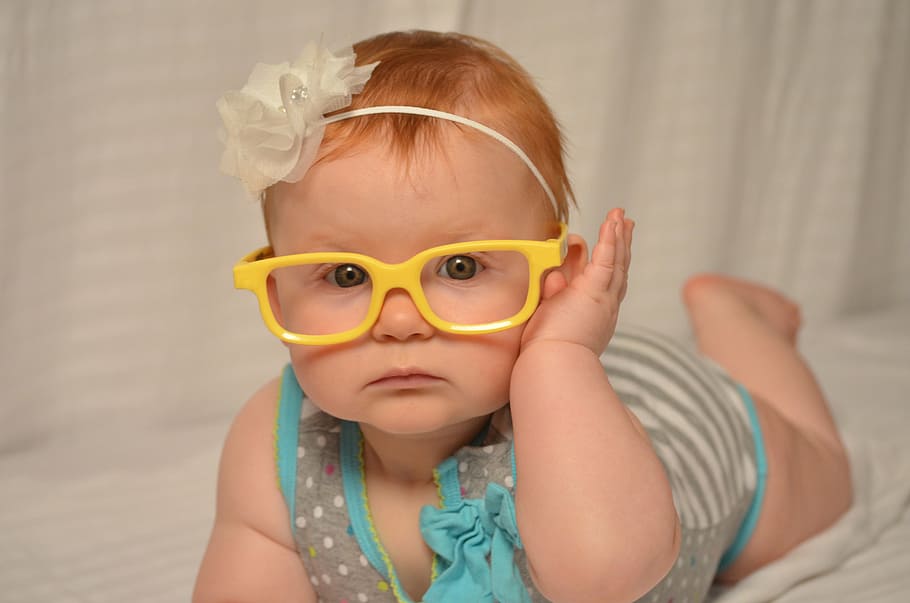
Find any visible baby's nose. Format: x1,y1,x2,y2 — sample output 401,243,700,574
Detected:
370,288,434,342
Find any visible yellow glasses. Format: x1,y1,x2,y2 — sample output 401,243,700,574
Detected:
234,224,568,345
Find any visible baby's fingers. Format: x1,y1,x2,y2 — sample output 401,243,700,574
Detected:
587,219,616,284
589,209,629,295
623,218,634,272
618,217,634,301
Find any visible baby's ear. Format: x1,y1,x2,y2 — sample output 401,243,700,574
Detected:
541,233,588,300
560,233,589,280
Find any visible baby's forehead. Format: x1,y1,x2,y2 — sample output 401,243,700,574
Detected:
264,117,559,247
316,121,493,170
267,143,554,254
298,104,564,222
304,131,534,197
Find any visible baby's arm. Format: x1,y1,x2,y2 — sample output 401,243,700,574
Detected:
511,209,680,603
193,379,316,603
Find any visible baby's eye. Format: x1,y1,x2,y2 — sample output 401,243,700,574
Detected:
326,264,368,288
437,255,483,280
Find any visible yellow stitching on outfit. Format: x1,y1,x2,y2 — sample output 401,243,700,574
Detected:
430,467,445,582
273,378,283,491
357,435,409,603
358,434,443,602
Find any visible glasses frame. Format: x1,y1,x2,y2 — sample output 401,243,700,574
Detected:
233,223,568,345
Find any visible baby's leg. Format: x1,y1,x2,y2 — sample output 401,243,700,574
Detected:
682,274,852,581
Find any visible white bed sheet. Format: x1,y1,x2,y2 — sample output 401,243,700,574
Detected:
1,307,908,603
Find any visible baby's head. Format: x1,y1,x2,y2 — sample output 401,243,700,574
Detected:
223,31,589,431
259,30,574,238
224,30,588,344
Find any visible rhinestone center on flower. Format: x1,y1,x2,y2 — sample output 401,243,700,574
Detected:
289,85,309,103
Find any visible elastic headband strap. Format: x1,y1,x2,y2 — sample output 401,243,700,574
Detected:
321,105,559,217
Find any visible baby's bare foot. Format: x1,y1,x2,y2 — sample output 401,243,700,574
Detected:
682,274,801,344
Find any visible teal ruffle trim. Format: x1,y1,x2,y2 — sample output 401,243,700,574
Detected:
419,483,529,603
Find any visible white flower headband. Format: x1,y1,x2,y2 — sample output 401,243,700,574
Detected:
217,41,559,215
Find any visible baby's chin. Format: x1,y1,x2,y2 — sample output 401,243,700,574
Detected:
355,403,500,441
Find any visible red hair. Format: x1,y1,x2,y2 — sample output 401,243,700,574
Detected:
265,30,574,229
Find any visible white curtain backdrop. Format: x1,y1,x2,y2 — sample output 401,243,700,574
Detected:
1,0,908,461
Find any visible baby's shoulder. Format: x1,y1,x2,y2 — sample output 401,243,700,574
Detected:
215,376,284,471
215,374,291,528
231,373,340,459
233,375,283,431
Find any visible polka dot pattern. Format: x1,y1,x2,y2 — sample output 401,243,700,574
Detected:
285,384,756,603
291,412,535,602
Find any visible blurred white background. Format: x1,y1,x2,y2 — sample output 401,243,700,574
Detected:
1,2,908,601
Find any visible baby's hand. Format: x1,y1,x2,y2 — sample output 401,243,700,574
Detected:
520,208,634,356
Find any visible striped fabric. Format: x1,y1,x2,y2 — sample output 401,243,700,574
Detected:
603,326,760,601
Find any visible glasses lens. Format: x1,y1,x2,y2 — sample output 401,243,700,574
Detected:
420,250,530,325
268,261,373,336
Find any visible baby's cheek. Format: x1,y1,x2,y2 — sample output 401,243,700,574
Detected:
286,347,351,409
466,331,524,398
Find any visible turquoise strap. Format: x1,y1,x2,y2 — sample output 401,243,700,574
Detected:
276,364,304,525
340,420,391,580
717,384,769,571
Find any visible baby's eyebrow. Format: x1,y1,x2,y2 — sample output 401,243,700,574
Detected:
282,232,362,253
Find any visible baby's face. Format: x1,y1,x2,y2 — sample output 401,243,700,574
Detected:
267,130,554,439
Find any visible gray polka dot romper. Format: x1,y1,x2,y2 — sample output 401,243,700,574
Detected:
274,326,767,603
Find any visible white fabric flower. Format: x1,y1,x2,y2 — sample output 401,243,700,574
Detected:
217,42,378,197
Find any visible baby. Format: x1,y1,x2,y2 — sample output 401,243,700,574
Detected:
194,30,852,603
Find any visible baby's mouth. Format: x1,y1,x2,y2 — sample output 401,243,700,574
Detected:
368,368,442,388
